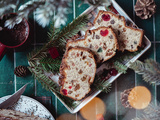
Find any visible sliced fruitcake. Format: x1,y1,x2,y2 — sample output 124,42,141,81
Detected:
0,109,48,120
66,26,119,63
93,10,144,52
59,47,96,100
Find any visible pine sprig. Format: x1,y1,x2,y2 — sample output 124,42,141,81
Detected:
129,59,160,85
4,0,46,29
111,49,142,74
39,58,61,73
28,14,89,62
28,66,60,93
113,61,128,74
132,103,160,120
93,76,112,93
49,14,89,48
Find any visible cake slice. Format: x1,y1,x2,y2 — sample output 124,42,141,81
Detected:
66,26,119,63
0,109,48,120
93,10,144,52
59,47,96,100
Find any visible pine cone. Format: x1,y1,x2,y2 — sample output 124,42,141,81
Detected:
120,88,132,108
134,0,156,19
14,66,29,77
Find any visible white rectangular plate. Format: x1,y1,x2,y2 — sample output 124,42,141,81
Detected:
50,0,151,113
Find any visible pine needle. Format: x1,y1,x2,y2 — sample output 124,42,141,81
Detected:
114,61,128,74
39,58,61,73
28,66,60,93
132,103,160,120
129,59,160,85
28,14,89,62
93,76,112,93
111,49,142,74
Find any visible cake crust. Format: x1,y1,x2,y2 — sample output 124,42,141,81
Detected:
59,47,97,100
93,10,144,52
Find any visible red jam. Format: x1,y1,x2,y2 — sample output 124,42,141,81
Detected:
69,86,72,89
100,29,109,36
62,89,68,95
109,68,118,76
102,14,111,21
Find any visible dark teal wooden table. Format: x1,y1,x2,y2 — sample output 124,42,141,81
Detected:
0,0,160,120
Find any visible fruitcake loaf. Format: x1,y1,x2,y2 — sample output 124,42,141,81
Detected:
0,109,48,120
59,47,96,100
93,10,144,52
66,26,119,63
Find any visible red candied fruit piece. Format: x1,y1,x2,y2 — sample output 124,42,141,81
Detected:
69,86,72,89
109,68,118,76
100,29,109,36
62,89,68,95
110,6,118,14
102,14,111,21
48,47,59,59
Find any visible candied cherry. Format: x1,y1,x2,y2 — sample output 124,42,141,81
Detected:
100,29,109,36
62,89,68,95
109,68,118,76
102,14,111,21
69,86,72,89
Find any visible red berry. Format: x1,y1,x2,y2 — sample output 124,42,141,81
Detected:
62,89,68,95
100,29,109,36
110,6,118,14
69,86,72,89
109,68,118,76
105,74,111,80
102,14,111,21
48,47,59,59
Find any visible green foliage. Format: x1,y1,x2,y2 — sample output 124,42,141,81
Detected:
28,66,60,93
93,76,112,93
113,61,128,74
39,58,61,73
111,49,142,74
129,59,160,85
132,103,160,120
28,14,89,62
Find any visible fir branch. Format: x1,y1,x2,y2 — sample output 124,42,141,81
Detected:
129,59,160,85
28,14,89,62
113,61,128,74
28,66,60,93
0,0,18,15
132,103,160,120
4,0,45,29
111,49,142,74
93,76,112,93
39,58,61,73
57,93,79,108
49,14,89,47
27,47,48,62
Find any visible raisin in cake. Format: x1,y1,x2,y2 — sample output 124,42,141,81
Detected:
94,11,144,52
0,109,48,120
59,47,96,100
66,26,119,63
